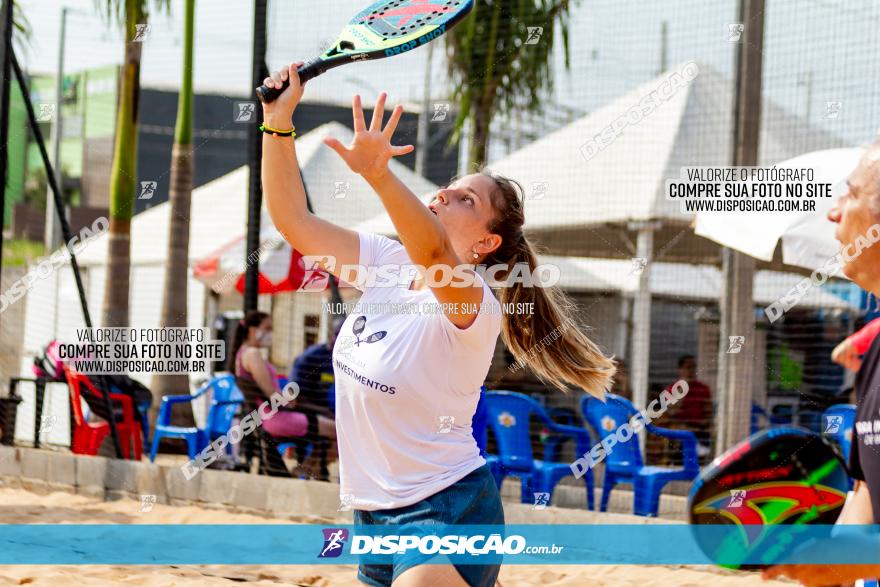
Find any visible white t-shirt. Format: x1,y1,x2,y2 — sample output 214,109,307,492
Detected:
333,232,502,511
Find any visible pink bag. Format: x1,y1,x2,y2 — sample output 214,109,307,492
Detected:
32,340,65,381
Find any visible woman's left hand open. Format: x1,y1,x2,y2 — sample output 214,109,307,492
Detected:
324,93,414,183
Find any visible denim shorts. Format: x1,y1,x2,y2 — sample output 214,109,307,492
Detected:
353,464,504,587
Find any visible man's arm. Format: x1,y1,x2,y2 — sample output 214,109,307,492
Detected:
836,480,875,524
832,338,863,372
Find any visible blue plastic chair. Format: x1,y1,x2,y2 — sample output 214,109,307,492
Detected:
543,406,580,462
484,391,595,510
821,404,856,464
751,403,770,435
149,374,243,462
798,408,824,434
580,393,700,516
472,386,488,457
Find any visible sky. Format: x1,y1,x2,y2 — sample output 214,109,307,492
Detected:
19,0,452,105
17,0,880,153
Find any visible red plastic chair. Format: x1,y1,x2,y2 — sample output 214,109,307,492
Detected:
64,367,143,460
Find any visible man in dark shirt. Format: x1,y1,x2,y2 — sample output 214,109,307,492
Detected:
289,317,343,417
850,336,880,522
664,355,714,458
766,143,880,585
282,319,344,478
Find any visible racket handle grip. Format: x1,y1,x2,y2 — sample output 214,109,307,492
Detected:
256,60,324,104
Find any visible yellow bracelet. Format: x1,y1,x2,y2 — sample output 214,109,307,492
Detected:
259,123,296,137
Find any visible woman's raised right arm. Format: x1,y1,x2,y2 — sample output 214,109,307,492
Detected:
260,62,359,277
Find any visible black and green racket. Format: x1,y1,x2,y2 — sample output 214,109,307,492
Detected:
688,427,850,570
257,0,474,103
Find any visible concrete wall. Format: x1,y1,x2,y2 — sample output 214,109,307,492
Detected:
0,445,687,522
0,445,342,518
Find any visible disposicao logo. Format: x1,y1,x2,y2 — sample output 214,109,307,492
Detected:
319,528,349,558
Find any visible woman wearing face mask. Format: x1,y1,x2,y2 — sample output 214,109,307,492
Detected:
228,310,336,464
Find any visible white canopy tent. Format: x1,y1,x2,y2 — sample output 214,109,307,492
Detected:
547,256,857,310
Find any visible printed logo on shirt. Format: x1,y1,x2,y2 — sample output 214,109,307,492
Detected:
318,528,349,558
854,416,880,446
334,359,397,394
333,317,397,393
351,315,387,346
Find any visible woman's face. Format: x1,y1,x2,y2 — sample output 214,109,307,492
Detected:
253,318,273,348
427,173,502,261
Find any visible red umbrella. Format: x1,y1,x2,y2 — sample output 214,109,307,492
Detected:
193,236,335,295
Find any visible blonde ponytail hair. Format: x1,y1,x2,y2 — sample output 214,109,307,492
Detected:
479,169,616,398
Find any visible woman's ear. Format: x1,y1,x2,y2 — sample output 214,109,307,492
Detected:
478,234,504,257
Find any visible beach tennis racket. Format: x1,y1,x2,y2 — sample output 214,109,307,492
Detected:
257,0,474,103
688,427,850,570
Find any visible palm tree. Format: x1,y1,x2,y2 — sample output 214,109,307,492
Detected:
151,0,195,404
445,0,579,167
99,0,169,327
11,1,31,44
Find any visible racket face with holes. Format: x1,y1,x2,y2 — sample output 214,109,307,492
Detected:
257,0,472,102
318,0,472,69
687,428,849,570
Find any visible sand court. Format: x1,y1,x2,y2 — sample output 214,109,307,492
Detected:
0,486,790,586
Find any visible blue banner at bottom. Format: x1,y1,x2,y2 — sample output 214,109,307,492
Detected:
0,524,878,565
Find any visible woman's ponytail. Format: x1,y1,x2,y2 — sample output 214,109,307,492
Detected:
479,169,616,397
499,236,615,397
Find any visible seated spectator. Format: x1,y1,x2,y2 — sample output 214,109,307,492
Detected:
663,355,713,458
229,310,336,479
832,316,880,373
288,317,344,418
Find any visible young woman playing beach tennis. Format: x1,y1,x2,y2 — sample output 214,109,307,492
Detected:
259,62,615,587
